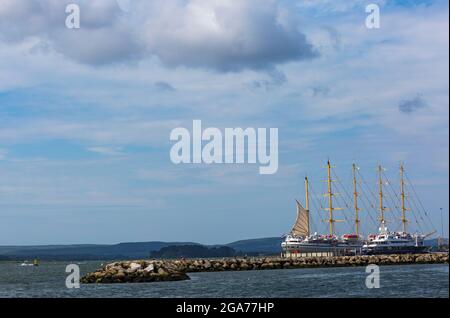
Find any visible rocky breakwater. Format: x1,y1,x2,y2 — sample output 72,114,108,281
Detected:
81,253,448,284
169,253,449,272
80,260,189,284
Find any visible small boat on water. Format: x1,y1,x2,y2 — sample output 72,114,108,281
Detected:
20,262,34,267
20,259,39,267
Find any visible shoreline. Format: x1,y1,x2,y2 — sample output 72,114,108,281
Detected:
81,253,449,284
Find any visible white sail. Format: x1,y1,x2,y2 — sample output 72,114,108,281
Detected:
291,200,309,237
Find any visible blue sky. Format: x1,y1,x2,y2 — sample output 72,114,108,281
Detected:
0,0,448,245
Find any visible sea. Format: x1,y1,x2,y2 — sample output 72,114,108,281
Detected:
0,261,448,298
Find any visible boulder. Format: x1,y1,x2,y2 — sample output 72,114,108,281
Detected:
158,268,169,276
144,264,155,272
240,263,250,270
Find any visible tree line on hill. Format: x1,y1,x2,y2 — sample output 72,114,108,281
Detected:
150,245,240,259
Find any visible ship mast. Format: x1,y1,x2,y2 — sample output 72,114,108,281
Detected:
305,176,310,236
325,160,342,236
352,163,360,236
327,161,334,235
400,163,409,233
377,165,387,232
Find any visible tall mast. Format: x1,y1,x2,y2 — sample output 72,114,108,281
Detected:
322,160,343,236
305,176,310,236
325,160,340,236
327,161,334,235
352,163,360,236
400,163,408,233
378,165,386,231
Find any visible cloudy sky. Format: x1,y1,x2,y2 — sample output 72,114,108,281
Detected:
0,0,448,245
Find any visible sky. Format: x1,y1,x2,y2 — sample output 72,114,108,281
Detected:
0,0,448,245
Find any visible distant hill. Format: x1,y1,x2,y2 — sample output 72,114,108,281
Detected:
0,237,445,260
0,242,200,261
424,238,448,247
150,245,237,259
424,238,449,251
226,237,283,254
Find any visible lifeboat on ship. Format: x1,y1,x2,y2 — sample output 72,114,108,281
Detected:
342,234,360,242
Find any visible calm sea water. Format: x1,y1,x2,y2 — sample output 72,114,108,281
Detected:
0,261,447,298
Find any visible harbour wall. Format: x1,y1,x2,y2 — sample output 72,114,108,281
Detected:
81,253,449,284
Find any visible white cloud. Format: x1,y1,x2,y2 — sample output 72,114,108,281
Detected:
87,146,125,156
136,0,318,71
0,0,318,70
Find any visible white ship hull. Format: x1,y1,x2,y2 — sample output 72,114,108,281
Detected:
361,244,429,255
362,229,430,255
282,239,363,253
362,236,429,255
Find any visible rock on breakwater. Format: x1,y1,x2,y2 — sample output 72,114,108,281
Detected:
81,253,448,284
80,260,189,284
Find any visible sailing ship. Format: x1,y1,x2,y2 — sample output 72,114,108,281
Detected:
361,164,434,255
282,161,364,255
282,161,435,256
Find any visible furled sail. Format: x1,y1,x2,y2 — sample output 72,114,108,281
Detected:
291,200,310,237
